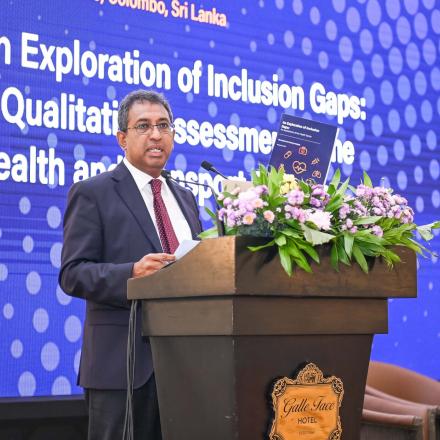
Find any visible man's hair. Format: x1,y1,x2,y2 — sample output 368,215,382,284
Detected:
118,89,174,132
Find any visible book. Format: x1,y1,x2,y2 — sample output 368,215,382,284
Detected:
269,114,338,185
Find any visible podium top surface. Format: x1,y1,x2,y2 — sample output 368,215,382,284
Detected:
127,236,417,300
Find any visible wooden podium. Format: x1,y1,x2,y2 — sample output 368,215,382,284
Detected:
127,236,416,440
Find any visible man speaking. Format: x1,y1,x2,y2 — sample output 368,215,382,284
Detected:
59,90,202,439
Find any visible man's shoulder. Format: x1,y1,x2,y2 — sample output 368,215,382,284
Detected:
168,178,195,198
71,163,127,191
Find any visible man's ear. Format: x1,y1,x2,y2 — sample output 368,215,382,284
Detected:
116,131,127,151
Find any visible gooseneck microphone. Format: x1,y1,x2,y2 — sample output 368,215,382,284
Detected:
161,170,211,191
161,170,225,236
201,160,228,179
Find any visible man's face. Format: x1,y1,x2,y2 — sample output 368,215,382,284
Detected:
117,100,174,177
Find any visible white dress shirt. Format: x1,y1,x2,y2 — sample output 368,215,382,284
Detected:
123,158,193,248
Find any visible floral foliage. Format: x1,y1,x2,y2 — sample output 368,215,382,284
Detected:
200,165,439,276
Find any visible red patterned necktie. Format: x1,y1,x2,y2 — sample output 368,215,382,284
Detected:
150,179,180,254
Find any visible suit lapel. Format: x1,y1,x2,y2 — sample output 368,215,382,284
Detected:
112,162,162,252
167,179,201,239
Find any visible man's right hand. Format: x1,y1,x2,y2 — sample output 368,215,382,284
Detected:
132,253,176,278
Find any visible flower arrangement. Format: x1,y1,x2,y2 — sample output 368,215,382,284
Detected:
201,165,439,276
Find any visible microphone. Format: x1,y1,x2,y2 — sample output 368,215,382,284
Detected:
161,170,210,191
201,160,228,179
161,170,225,236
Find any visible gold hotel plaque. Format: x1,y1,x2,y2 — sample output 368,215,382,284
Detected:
269,363,344,440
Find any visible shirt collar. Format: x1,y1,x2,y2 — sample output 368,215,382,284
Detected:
123,157,166,191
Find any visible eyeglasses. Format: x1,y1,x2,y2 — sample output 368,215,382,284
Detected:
127,122,175,135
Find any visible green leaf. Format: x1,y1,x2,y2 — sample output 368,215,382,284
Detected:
325,195,344,213
330,242,339,271
292,255,312,273
285,219,303,230
204,206,217,221
417,227,433,242
344,233,354,258
275,235,287,246
301,224,335,245
279,246,293,276
251,168,259,185
280,228,301,238
334,178,350,200
383,223,416,242
327,184,336,196
357,235,383,249
355,242,384,257
363,171,373,188
271,196,288,206
398,237,424,254
252,163,269,186
417,221,440,241
353,216,382,226
347,184,357,195
285,242,312,273
296,241,320,263
380,248,401,267
198,227,219,239
336,239,351,265
378,217,396,230
329,168,341,189
298,179,310,194
247,240,276,252
352,244,369,273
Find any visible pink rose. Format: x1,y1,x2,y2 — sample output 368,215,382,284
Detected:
263,210,275,223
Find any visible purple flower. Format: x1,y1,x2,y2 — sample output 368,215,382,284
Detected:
356,185,373,198
393,195,407,205
306,210,332,230
310,184,330,207
223,197,232,207
310,198,323,208
371,225,383,237
287,189,305,206
255,185,269,195
291,207,307,223
339,203,350,219
226,218,237,228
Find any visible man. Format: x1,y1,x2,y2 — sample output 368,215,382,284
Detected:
59,90,202,439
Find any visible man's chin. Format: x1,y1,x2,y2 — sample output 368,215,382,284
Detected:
143,161,167,177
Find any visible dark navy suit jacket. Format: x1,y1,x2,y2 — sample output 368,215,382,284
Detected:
59,161,202,389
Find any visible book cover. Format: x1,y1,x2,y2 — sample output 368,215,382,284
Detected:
269,114,338,185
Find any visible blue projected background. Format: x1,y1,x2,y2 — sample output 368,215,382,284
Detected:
0,0,439,397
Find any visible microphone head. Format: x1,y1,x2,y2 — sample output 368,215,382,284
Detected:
160,169,172,179
201,160,214,171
